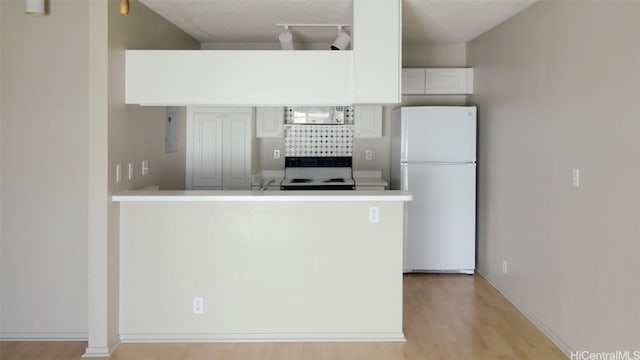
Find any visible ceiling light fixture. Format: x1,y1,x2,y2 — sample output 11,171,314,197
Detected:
25,0,45,15
120,0,130,16
276,24,351,51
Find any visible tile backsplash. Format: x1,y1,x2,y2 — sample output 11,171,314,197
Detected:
284,125,353,157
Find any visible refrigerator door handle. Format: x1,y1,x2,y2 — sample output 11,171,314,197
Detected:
401,118,409,162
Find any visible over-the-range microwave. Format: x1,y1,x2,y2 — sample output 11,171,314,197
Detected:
284,106,354,125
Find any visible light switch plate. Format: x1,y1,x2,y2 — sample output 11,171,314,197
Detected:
572,168,580,188
141,160,149,176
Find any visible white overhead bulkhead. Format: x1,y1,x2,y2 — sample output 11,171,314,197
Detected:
125,0,400,106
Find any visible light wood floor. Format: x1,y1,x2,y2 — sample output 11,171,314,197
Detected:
0,274,565,360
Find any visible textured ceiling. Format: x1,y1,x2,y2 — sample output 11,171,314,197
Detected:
139,0,538,45
403,0,538,43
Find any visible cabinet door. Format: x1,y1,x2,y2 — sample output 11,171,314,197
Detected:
401,69,426,94
256,107,284,138
222,111,252,189
187,107,224,189
354,105,383,138
425,68,473,95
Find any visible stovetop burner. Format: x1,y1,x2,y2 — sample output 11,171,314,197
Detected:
281,157,355,190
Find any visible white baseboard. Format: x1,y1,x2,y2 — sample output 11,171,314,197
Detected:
0,332,87,341
477,270,573,358
82,335,120,358
120,332,407,343
82,346,110,358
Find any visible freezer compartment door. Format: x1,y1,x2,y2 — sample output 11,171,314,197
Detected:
401,106,476,163
402,163,476,272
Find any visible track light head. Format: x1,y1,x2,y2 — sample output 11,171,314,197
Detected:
331,31,351,50
278,27,294,50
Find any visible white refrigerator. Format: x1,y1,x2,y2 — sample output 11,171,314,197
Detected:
391,106,477,274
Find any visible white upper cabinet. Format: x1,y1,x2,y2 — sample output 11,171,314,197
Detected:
425,68,473,95
256,107,284,138
401,69,426,95
353,0,401,104
186,107,252,190
354,105,383,138
402,68,474,95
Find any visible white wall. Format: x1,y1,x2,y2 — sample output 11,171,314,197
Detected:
468,1,640,353
0,0,197,348
0,0,90,339
90,0,198,353
109,2,199,194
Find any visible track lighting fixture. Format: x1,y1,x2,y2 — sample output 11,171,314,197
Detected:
276,24,351,50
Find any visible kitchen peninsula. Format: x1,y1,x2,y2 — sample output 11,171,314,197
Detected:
113,190,411,342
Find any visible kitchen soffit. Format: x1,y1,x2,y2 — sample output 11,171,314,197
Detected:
139,0,539,45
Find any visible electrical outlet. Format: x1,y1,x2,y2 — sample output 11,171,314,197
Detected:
365,149,373,160
502,260,508,275
128,163,134,180
193,297,203,314
572,168,580,188
116,164,122,183
369,206,379,223
273,149,281,160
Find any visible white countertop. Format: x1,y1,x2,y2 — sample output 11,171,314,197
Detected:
112,190,412,202
353,170,388,187
354,177,388,187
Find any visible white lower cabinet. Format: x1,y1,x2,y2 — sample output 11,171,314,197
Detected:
354,105,383,138
187,107,252,190
256,107,284,138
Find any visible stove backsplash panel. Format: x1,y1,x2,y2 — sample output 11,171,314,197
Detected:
284,125,354,157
